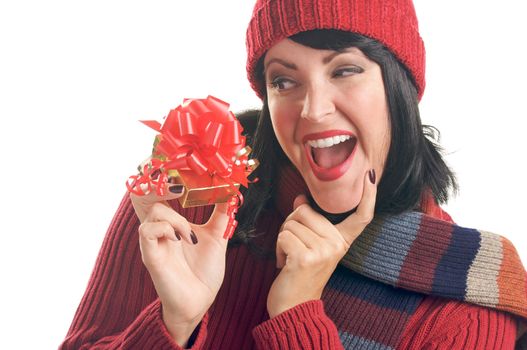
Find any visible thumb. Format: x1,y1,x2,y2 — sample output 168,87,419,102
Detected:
335,169,377,245
293,194,309,210
204,201,231,234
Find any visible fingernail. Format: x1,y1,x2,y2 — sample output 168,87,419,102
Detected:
368,169,376,184
169,185,184,194
175,232,182,241
151,169,161,179
190,230,198,244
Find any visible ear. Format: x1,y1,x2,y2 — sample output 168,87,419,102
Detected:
293,194,309,210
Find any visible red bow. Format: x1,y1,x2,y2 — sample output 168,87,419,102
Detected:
126,96,258,239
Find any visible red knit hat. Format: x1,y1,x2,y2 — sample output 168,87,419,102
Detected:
246,0,426,100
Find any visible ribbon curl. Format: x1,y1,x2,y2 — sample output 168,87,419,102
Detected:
126,96,258,239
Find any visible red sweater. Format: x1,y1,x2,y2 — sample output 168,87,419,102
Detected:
61,193,518,349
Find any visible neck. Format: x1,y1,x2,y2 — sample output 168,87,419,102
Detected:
307,194,356,224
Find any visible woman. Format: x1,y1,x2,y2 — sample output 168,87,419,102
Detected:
61,0,527,349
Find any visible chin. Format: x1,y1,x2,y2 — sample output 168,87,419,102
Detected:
311,191,361,214
305,169,363,214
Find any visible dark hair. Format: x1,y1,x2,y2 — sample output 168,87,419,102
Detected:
232,30,457,245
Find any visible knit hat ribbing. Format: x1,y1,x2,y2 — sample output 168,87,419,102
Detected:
246,0,426,100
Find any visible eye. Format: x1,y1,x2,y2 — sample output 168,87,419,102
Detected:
269,77,297,91
333,66,364,78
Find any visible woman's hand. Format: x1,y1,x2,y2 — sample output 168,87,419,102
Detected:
267,170,377,318
130,185,231,347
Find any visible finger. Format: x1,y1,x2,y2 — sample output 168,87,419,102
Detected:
130,184,186,223
276,230,308,269
138,221,180,267
145,202,194,244
335,169,377,245
280,220,321,250
139,221,180,243
130,183,185,204
283,197,337,241
293,194,309,210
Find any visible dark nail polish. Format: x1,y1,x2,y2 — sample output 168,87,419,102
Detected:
368,169,376,184
190,230,198,244
175,232,182,241
169,185,184,194
151,169,161,179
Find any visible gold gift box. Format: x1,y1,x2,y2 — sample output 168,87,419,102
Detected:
168,169,240,208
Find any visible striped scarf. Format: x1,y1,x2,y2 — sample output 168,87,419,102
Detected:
328,211,527,349
275,165,527,348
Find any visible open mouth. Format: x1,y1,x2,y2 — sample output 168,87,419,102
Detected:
303,131,358,181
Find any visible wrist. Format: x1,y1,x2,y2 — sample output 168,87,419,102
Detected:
268,297,322,319
162,306,204,347
268,283,323,318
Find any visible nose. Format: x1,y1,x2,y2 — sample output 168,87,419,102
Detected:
300,83,335,122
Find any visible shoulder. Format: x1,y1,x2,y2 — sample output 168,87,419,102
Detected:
398,296,518,349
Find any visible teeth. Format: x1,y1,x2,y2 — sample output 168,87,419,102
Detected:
307,135,351,148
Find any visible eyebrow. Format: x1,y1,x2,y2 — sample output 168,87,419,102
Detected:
264,58,297,71
264,50,350,72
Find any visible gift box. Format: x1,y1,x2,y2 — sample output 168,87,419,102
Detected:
127,95,258,212
166,147,258,208
168,169,239,208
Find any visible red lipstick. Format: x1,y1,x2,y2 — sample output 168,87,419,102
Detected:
303,130,357,182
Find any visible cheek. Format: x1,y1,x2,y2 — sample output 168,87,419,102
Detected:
352,86,391,161
379,120,391,161
364,105,391,172
269,103,298,155
373,97,391,161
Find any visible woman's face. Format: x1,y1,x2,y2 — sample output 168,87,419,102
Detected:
264,38,391,213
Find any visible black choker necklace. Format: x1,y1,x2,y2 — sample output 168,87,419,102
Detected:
307,195,357,225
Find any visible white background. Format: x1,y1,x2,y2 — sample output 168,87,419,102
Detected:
0,1,525,349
